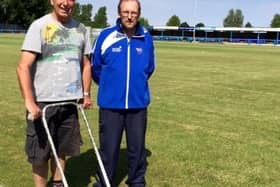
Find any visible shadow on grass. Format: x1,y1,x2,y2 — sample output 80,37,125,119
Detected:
49,148,151,187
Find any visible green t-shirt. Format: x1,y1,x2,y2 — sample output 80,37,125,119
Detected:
22,14,91,102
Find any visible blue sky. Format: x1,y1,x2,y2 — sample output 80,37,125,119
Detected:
78,0,280,27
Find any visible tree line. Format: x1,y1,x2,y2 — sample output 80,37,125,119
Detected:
166,9,280,28
0,1,280,29
0,0,108,29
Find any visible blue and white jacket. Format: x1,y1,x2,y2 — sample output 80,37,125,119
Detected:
91,19,155,109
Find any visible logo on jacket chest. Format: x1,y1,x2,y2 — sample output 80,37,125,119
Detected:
135,47,143,55
112,46,122,52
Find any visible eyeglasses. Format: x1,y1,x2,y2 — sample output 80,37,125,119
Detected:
121,11,138,18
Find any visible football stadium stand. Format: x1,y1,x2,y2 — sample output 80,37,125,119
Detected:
148,26,280,45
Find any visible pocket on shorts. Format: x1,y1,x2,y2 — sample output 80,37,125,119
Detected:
25,125,37,158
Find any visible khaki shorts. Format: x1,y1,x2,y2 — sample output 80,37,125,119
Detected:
25,101,82,166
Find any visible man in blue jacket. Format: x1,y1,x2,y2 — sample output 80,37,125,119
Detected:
91,0,155,186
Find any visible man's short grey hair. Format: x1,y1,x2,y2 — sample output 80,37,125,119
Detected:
118,0,141,14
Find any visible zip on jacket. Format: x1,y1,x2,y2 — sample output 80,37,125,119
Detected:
125,38,130,109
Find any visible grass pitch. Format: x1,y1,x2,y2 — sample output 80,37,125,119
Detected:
1,34,280,186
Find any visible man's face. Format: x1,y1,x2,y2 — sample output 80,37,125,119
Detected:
119,0,140,31
50,0,75,23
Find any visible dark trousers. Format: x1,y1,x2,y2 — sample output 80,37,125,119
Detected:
96,108,147,187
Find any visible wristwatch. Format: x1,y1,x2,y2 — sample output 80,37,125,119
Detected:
83,92,90,96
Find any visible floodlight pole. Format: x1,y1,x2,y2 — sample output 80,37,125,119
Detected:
192,0,197,42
